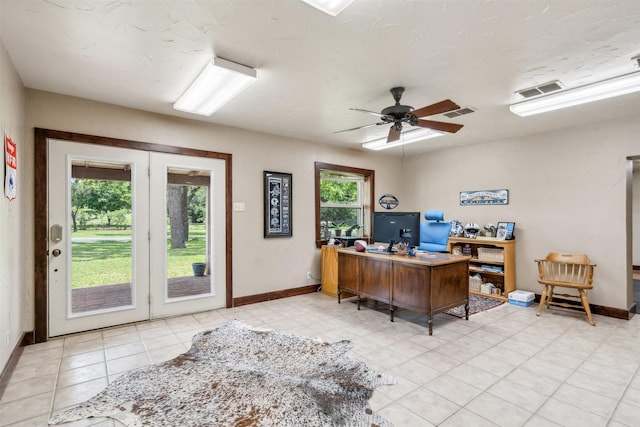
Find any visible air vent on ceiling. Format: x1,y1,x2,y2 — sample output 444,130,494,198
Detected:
516,81,564,99
443,107,476,118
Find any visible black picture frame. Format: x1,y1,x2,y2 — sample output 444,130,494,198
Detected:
496,222,515,240
264,171,292,238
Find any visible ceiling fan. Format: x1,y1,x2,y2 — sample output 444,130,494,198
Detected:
336,87,464,143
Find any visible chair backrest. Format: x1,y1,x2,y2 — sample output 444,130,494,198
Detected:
536,252,595,288
418,210,452,252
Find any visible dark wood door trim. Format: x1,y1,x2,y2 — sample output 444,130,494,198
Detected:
34,128,233,343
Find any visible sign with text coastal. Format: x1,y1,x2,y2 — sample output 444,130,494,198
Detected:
460,189,508,205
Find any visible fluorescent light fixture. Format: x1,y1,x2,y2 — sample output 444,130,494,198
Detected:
362,128,444,151
510,71,640,117
301,0,354,16
174,57,257,116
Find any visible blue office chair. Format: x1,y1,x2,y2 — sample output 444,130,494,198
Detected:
418,210,453,252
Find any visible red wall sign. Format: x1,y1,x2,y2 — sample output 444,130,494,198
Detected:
5,134,17,201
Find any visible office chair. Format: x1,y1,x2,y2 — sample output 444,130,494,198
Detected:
418,210,452,252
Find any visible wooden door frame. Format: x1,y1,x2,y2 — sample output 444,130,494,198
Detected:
34,128,233,343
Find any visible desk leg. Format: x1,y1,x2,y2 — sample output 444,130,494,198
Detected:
465,302,469,320
427,316,433,336
337,288,342,304
357,296,361,310
390,306,395,322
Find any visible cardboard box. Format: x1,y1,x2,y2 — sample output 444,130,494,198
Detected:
508,290,535,306
480,283,495,294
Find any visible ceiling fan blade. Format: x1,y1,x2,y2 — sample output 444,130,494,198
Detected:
387,126,401,143
415,119,464,133
410,99,460,118
350,108,389,118
334,122,385,134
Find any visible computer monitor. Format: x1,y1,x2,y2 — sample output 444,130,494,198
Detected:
373,212,420,247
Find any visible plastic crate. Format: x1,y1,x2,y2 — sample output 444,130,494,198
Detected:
508,299,533,307
477,247,504,262
508,290,535,307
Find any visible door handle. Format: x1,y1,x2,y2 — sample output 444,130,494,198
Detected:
52,249,62,257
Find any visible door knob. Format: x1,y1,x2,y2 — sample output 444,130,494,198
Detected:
52,249,62,257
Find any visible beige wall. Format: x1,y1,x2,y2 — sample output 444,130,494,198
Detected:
402,117,640,310
22,89,405,333
0,39,26,370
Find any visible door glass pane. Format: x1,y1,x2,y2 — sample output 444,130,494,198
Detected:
70,161,133,314
166,168,211,300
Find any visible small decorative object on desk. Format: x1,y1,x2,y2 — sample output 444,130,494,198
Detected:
462,243,472,256
396,242,408,255
484,223,496,237
450,220,464,237
408,246,417,256
464,222,481,238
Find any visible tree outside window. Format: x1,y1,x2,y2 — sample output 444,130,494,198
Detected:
320,174,362,233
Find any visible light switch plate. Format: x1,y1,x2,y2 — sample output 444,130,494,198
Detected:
233,202,246,212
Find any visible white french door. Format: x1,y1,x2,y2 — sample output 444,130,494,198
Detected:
149,152,227,318
48,140,226,337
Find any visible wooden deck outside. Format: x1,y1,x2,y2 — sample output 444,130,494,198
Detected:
71,276,211,313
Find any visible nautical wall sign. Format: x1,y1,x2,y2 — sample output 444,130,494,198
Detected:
378,194,399,210
460,189,508,205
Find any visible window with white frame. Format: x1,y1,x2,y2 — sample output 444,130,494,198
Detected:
314,162,374,247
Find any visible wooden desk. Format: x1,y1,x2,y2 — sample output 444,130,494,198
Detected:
337,248,471,335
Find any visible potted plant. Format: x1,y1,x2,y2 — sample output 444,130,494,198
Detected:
484,223,497,238
327,222,342,237
346,224,361,237
192,262,207,276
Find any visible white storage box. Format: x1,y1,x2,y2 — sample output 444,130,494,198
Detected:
480,283,495,295
508,290,535,307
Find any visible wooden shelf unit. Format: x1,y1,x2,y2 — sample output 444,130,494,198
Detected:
448,237,516,301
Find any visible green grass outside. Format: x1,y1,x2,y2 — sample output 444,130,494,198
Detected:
71,225,207,289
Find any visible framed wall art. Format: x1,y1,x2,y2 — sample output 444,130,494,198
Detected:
460,189,508,205
264,171,292,238
496,222,516,240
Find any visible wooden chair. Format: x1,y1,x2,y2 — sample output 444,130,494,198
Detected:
535,252,596,325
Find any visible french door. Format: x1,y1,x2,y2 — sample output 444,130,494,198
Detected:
48,140,226,337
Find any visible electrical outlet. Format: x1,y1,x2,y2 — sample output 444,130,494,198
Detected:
306,271,312,280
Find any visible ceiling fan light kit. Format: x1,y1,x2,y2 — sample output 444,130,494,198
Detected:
301,0,354,16
510,71,640,117
174,57,257,116
362,128,444,151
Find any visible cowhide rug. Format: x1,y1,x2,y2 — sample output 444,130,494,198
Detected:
49,319,395,426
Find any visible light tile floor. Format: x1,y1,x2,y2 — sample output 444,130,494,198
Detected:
1,292,639,426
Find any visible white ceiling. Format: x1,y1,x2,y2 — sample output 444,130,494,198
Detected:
2,0,640,155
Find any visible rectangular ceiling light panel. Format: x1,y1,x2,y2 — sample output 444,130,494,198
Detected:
301,0,354,16
362,128,444,151
510,72,640,117
174,57,257,116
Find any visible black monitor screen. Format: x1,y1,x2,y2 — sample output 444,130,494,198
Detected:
373,212,420,247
